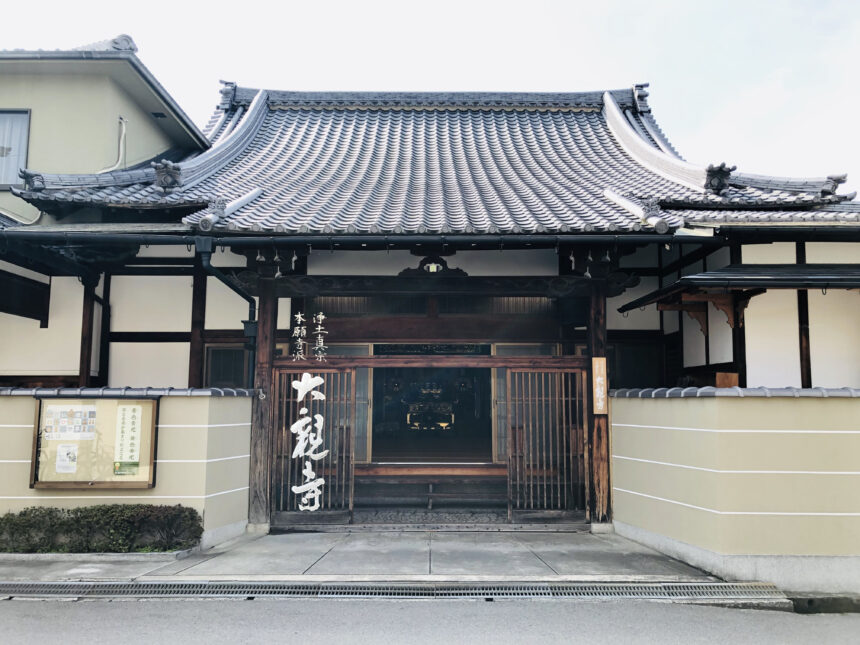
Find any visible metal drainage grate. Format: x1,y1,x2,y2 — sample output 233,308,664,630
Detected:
0,581,785,601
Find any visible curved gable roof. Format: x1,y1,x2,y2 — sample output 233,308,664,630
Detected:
14,84,857,233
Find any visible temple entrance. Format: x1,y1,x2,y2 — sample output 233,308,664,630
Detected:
371,367,492,462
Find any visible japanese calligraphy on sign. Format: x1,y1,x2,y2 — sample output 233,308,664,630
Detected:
33,398,157,489
114,404,143,475
592,357,608,415
290,372,329,511
291,311,328,362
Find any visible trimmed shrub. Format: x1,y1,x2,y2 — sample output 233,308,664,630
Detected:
0,504,203,553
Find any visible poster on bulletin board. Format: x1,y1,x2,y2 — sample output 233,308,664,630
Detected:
31,398,158,489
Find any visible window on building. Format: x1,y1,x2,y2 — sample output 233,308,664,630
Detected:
204,345,249,388
0,111,30,187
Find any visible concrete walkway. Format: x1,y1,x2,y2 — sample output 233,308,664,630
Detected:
0,530,712,583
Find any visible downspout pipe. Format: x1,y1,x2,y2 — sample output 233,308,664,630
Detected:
195,236,257,388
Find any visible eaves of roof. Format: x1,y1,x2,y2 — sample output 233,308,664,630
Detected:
10,84,857,236
0,38,209,151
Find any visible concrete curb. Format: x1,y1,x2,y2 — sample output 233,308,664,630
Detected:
0,548,196,562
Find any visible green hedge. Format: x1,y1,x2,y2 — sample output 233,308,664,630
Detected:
0,505,203,553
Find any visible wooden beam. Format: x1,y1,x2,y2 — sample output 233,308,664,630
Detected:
188,258,207,388
319,315,560,343
269,274,590,298
658,301,708,336
275,355,589,369
587,280,610,524
796,242,812,388
109,332,192,342
78,281,96,387
249,277,277,527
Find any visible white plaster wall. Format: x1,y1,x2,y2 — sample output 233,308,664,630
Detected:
0,277,82,375
110,276,192,332
742,242,795,264
205,278,249,330
663,310,679,334
607,277,660,330
135,245,194,259
308,249,558,276
809,290,860,387
108,342,189,388
204,279,292,330
805,242,860,264
682,312,706,367
744,290,801,387
0,259,49,283
210,249,247,267
707,302,733,364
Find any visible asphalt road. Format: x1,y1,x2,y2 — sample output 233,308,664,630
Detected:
1,599,858,644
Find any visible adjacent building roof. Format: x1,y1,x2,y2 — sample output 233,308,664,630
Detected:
618,263,860,312
14,83,857,235
0,35,209,151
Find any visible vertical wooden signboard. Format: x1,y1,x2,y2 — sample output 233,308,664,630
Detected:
592,357,608,415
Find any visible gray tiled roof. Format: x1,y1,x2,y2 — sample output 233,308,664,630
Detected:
14,85,856,234
0,212,21,229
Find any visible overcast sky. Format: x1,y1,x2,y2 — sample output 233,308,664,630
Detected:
6,0,859,194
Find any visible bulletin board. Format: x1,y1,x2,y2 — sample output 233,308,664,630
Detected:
31,398,158,489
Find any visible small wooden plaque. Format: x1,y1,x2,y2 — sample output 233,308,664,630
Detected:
592,357,608,415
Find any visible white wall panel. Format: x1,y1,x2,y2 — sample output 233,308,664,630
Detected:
0,277,82,375
136,245,194,259
682,312,706,367
607,277,660,330
742,242,795,264
110,276,192,332
204,279,292,330
805,242,860,264
809,290,860,387
205,277,249,330
744,290,801,387
108,342,189,388
708,303,733,364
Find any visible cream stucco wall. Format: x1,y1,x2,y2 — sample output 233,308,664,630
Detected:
0,72,174,222
611,396,860,557
0,394,251,548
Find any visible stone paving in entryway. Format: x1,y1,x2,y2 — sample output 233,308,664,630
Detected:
141,530,712,581
0,530,714,582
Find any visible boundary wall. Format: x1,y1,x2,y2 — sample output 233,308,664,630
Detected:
610,387,860,593
0,388,253,549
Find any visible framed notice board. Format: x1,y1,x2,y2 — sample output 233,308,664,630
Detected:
31,398,158,489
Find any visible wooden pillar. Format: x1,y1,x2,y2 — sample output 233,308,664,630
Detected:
96,274,112,387
249,277,277,526
796,242,812,388
729,244,747,387
78,280,96,387
587,280,610,523
188,259,207,388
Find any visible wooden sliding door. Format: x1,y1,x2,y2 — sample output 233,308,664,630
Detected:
506,369,587,517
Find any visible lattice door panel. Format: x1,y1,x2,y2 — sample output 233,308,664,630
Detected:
273,369,355,515
506,370,587,513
